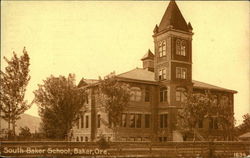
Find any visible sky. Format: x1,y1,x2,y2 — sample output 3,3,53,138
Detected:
1,1,249,125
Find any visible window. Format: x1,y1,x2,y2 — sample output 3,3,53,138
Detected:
198,120,203,128
77,116,80,129
121,114,127,127
81,136,83,142
130,114,135,128
221,95,229,106
176,39,186,56
136,114,142,128
209,118,218,129
160,114,168,128
176,87,187,102
145,114,151,128
85,137,88,142
159,40,166,57
160,88,168,102
108,114,112,128
76,136,79,142
129,114,142,128
159,137,167,142
85,115,89,128
130,87,142,101
145,87,150,102
97,114,101,128
81,114,84,128
176,67,187,79
86,94,89,104
159,68,167,80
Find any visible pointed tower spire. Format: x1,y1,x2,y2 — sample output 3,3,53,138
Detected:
153,24,159,34
188,22,193,32
158,0,189,32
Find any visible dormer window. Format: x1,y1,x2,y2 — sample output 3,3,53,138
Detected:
176,39,186,56
159,40,166,57
159,68,166,80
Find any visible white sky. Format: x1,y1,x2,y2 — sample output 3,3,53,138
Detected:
1,1,249,125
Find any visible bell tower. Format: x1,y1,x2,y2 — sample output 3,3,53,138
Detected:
153,0,194,138
153,0,193,99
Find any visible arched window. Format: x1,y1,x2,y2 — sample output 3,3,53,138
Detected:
130,87,142,101
176,39,181,55
181,40,186,56
176,39,186,56
176,87,187,102
159,40,166,57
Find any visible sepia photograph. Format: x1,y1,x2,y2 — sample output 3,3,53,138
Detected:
1,0,249,157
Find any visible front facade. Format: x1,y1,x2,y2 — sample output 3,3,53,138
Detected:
72,0,236,142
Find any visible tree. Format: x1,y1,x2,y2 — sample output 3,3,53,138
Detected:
177,92,235,141
19,126,32,140
177,93,208,140
33,74,86,139
98,77,130,139
235,113,250,136
0,47,31,138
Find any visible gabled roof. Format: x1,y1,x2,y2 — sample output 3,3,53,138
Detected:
141,49,154,60
158,0,189,32
79,68,236,94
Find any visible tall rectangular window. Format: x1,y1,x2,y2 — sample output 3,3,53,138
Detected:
121,114,127,127
176,87,187,102
145,114,151,128
159,68,166,80
81,114,84,128
160,114,168,128
85,115,89,128
145,87,150,102
77,117,80,129
198,120,203,128
210,118,218,129
176,67,187,79
160,88,168,102
159,40,166,57
97,114,101,128
136,114,142,128
176,39,186,56
130,114,135,128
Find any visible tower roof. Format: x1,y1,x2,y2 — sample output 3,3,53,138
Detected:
158,0,189,32
141,49,154,60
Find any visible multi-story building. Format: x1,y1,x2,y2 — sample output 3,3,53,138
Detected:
72,0,236,142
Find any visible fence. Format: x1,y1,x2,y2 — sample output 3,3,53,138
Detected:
0,141,250,158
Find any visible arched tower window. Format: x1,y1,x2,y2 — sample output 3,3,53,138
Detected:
176,39,186,56
159,40,166,57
